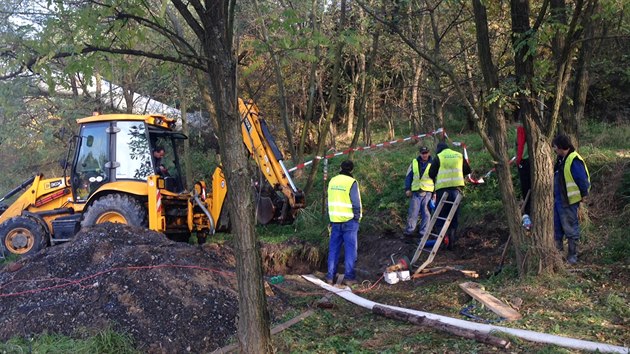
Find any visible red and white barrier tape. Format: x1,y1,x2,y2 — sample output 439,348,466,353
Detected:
287,128,445,173
286,128,516,186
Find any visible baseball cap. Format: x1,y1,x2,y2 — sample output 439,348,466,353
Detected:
419,146,430,153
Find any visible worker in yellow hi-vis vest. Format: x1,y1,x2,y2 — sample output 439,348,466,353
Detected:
326,160,362,287
552,134,590,264
404,146,434,240
428,141,471,250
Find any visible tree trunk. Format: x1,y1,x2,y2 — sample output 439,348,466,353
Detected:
180,0,273,350
509,0,563,275
298,0,321,165
350,30,379,157
411,59,423,132
569,0,599,147
252,0,297,163
176,72,193,187
304,0,347,196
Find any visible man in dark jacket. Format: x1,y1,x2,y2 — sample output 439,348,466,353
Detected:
552,134,590,264
428,142,471,249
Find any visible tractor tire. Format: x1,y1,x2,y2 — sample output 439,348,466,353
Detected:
81,194,147,228
0,216,48,256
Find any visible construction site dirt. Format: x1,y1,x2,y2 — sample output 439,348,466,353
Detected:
0,216,507,353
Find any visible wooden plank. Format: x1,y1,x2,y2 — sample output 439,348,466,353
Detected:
459,282,521,321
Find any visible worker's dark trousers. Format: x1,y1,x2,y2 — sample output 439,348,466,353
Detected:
518,158,531,215
435,188,461,245
554,201,580,263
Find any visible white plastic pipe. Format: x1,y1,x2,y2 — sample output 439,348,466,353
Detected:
302,275,629,353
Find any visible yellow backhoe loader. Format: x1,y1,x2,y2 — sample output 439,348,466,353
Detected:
0,99,304,257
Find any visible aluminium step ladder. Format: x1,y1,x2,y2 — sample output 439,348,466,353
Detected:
409,191,463,276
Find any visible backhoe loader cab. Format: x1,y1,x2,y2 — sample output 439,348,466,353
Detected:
70,115,187,202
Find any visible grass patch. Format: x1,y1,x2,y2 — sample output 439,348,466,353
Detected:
0,329,137,354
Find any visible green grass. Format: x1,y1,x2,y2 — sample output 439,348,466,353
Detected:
0,329,137,354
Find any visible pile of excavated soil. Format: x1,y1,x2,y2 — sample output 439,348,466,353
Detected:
0,224,257,353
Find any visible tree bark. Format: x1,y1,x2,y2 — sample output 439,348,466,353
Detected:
304,0,347,196
569,0,599,147
509,0,563,275
298,0,321,165
252,0,297,163
171,0,274,351
372,305,511,348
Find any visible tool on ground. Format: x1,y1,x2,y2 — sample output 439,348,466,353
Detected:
494,189,531,275
409,192,463,276
386,254,410,272
383,254,411,284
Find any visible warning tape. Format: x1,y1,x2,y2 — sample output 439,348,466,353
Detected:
288,128,445,173
286,128,515,185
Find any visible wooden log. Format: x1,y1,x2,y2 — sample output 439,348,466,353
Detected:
372,305,511,349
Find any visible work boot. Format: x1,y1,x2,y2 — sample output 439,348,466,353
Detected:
567,239,578,264
555,239,564,252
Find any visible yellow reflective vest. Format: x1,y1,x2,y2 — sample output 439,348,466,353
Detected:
564,151,590,204
328,174,361,222
411,159,434,192
435,149,465,190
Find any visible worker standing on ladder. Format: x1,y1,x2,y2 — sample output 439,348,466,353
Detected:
403,146,434,240
428,142,471,250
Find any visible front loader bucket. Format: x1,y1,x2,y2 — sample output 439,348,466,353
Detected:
256,196,275,224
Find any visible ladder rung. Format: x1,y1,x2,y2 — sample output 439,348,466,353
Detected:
429,233,441,238
435,216,448,221
441,200,456,205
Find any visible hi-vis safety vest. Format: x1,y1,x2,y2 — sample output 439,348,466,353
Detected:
435,149,465,190
411,159,434,192
564,151,590,204
328,174,362,222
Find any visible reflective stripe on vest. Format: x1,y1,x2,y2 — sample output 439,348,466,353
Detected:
435,149,465,189
328,174,359,222
564,151,590,204
411,159,434,192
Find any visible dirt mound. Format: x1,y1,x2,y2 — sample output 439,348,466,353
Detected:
0,224,243,353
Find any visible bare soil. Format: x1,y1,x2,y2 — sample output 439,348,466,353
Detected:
0,219,499,353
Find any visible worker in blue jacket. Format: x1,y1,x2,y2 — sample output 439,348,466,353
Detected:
403,146,434,240
552,134,590,264
326,160,362,286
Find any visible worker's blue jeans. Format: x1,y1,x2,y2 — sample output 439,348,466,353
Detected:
405,191,432,237
435,188,461,242
326,219,359,282
554,202,580,241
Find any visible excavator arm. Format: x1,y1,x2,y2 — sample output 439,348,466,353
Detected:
238,98,305,224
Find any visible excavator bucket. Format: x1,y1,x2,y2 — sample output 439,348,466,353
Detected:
256,196,275,224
